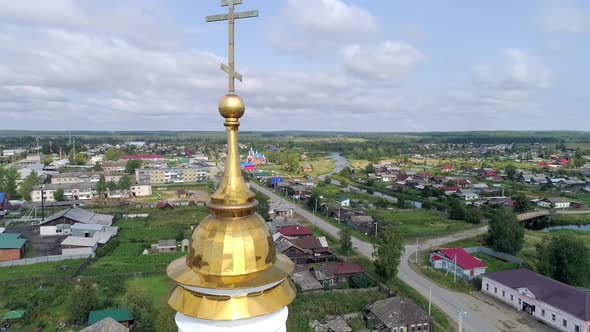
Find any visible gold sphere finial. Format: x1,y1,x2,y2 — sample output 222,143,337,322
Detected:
219,94,245,119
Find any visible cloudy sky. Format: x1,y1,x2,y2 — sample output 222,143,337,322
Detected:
0,0,589,132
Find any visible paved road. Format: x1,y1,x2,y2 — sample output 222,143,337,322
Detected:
252,182,553,332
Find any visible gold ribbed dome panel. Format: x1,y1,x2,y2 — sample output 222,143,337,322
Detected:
168,278,296,321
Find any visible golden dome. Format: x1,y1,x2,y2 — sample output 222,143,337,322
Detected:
167,89,296,321
219,94,245,119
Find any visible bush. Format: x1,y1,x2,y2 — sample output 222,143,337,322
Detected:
349,274,377,289
94,238,121,259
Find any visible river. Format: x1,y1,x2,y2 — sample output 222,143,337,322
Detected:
540,224,590,232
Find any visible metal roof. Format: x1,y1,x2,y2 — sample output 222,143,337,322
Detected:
88,308,133,325
0,234,25,249
484,268,590,321
61,236,99,247
41,207,113,226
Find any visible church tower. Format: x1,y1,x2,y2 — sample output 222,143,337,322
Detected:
166,1,296,331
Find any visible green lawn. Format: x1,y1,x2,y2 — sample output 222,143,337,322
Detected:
368,209,479,241
472,253,520,272
0,259,85,281
308,157,336,178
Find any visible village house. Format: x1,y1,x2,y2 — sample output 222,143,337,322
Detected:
482,269,590,332
274,235,332,264
335,197,351,207
154,239,177,253
0,233,26,262
364,297,433,332
349,215,376,235
39,207,114,236
538,197,570,209
312,261,365,287
268,201,294,220
430,248,487,280
439,164,454,172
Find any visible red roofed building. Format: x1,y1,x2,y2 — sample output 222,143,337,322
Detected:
442,186,460,195
312,261,365,287
119,154,163,161
278,225,313,238
440,164,454,172
429,248,486,280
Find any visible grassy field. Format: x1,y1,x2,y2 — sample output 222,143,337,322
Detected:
0,259,85,282
368,209,479,241
308,157,336,178
472,253,520,272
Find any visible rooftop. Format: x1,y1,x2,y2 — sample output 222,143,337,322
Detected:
41,207,114,226
0,234,25,249
278,225,312,237
484,268,590,320
437,248,486,270
88,308,133,326
61,236,99,247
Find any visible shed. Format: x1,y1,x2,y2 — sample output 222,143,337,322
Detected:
0,234,26,262
88,308,134,328
156,239,177,253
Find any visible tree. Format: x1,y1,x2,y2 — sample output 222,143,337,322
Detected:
513,193,531,213
421,186,432,198
487,207,524,255
464,206,482,224
125,159,142,174
104,147,122,161
536,234,590,287
93,161,103,171
75,152,86,165
68,280,98,324
125,282,155,332
52,188,65,201
96,175,107,197
324,176,331,184
43,156,53,166
107,180,118,192
505,164,517,181
118,175,133,191
373,226,405,282
0,166,19,198
18,170,40,201
254,190,270,221
307,190,320,212
340,167,352,177
365,163,375,174
339,228,352,254
448,199,465,220
397,194,407,209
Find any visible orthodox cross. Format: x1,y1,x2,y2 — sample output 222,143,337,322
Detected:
206,0,258,94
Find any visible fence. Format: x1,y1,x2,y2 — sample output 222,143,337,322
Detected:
0,253,93,267
122,213,150,219
464,246,523,266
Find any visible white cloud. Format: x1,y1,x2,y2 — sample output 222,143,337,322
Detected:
535,3,590,33
342,41,424,80
472,48,552,90
267,0,378,55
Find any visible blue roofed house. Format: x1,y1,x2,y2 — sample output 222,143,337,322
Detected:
0,233,26,262
0,192,7,210
336,197,351,207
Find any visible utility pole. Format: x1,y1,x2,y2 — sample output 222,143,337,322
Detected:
40,186,45,221
428,288,432,315
415,237,419,264
458,311,463,332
